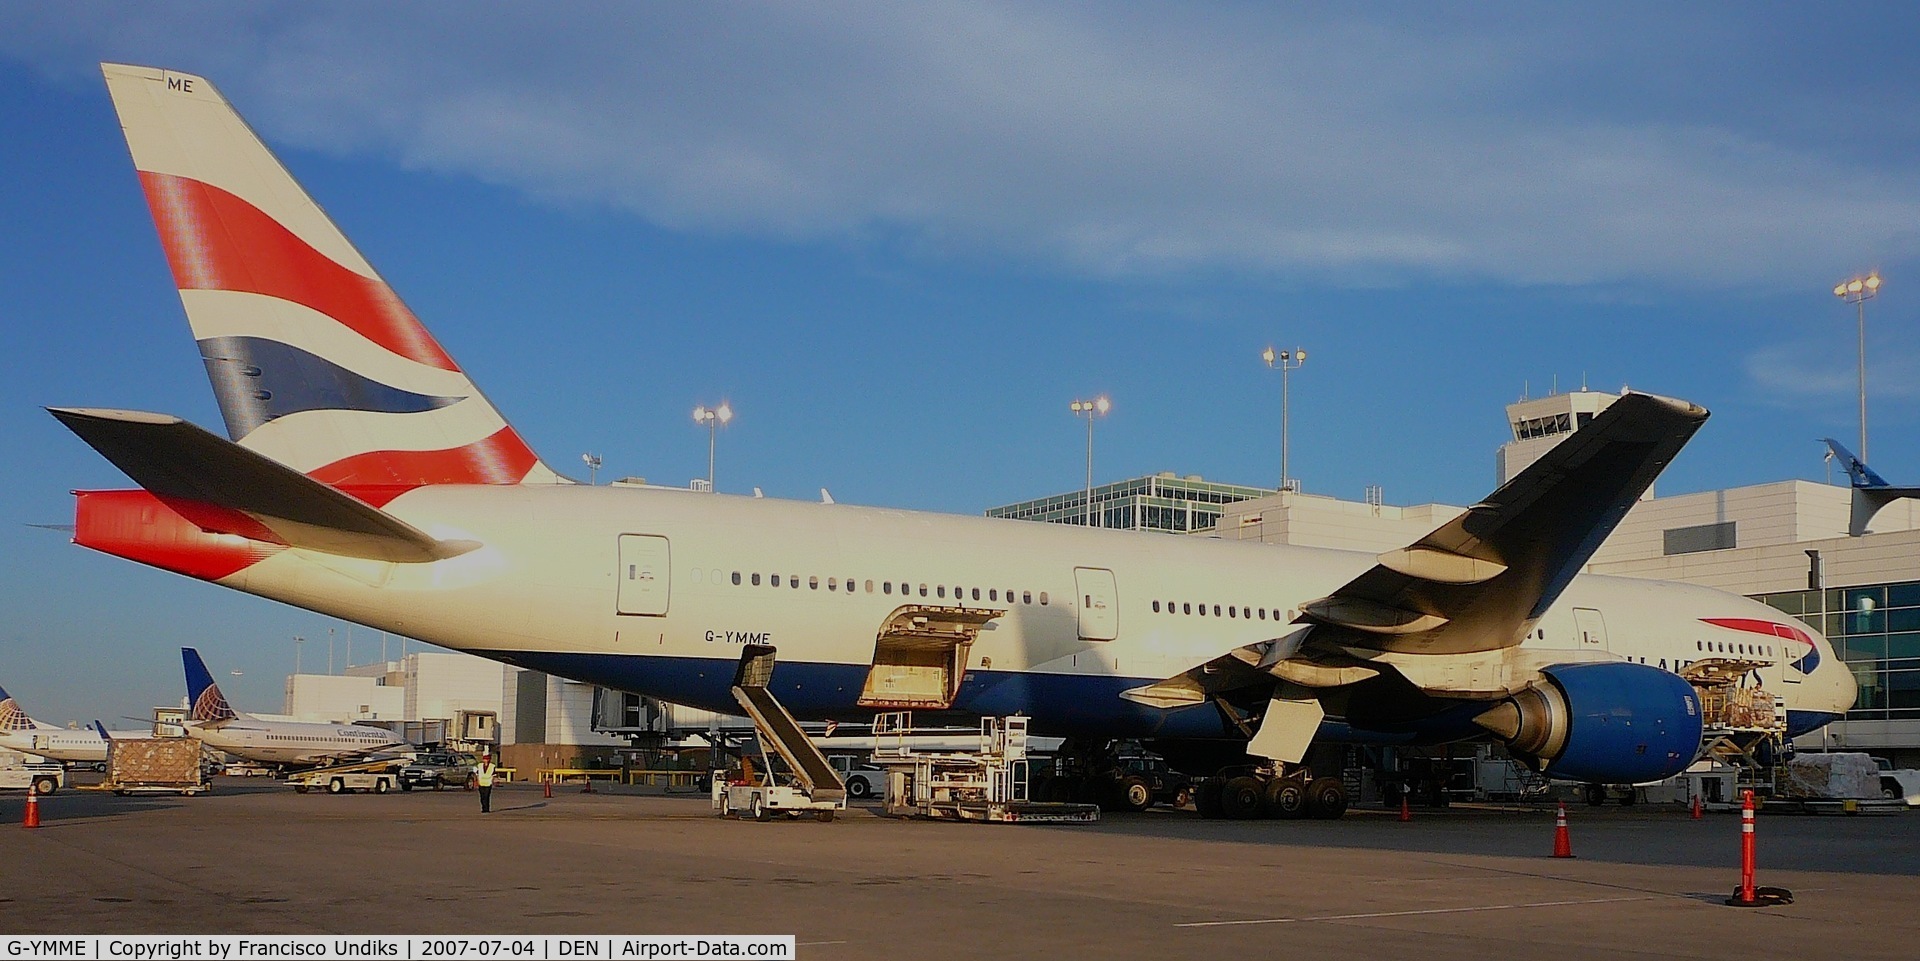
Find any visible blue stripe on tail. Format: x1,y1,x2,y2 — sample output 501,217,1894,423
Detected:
199,336,465,440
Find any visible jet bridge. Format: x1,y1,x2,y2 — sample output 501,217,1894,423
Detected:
730,645,844,804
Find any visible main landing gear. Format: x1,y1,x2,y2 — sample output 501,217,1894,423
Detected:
1194,766,1348,820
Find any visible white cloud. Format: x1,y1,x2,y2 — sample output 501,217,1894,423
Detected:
7,2,1919,288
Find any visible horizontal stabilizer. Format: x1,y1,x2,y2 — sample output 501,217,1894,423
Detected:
50,407,475,563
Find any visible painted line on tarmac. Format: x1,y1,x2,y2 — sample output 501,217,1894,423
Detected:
1175,894,1662,927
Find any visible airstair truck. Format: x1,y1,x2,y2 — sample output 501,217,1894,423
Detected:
713,645,847,821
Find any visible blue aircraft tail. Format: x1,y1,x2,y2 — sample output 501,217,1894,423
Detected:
1824,438,1920,536
1822,438,1890,489
182,647,238,723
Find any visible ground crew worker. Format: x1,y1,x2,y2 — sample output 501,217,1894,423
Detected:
476,753,497,813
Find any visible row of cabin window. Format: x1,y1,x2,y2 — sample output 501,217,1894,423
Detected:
1152,600,1281,621
728,571,1048,606
1696,639,1776,658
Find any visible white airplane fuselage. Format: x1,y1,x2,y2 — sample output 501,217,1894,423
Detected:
188,717,405,766
0,728,111,764
133,482,1852,742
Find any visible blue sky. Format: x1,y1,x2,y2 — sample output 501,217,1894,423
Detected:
2,3,1916,725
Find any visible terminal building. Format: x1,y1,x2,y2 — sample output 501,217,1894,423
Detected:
993,388,1920,766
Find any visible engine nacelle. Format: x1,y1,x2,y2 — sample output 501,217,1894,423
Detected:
1473,661,1703,784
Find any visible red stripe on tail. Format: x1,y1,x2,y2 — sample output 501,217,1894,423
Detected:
138,171,459,371
307,426,541,490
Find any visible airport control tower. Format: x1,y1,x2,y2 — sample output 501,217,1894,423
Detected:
1495,389,1632,488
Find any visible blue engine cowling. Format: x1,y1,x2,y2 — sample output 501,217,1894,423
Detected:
1475,661,1704,785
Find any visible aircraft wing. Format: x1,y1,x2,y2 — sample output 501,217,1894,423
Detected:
1123,392,1706,708
1295,391,1705,655
50,407,476,563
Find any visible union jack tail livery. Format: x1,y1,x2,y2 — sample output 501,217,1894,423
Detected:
182,647,238,724
99,63,556,488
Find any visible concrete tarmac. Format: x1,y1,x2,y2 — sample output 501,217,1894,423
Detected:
4,779,1917,960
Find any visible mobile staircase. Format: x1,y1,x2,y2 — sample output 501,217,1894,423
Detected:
713,645,846,820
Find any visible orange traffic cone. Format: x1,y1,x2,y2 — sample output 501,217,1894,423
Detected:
1691,793,1703,820
22,786,41,829
1398,792,1412,822
543,780,553,799
1552,801,1573,858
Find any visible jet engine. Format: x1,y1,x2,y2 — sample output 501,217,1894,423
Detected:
1473,661,1703,784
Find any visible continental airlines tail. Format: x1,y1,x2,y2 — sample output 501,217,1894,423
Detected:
182,647,239,724
98,63,556,487
0,685,37,732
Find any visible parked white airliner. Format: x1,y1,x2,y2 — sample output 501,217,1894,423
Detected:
181,648,407,766
0,686,144,763
52,64,1853,817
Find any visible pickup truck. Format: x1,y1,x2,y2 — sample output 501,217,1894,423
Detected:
1874,757,1920,806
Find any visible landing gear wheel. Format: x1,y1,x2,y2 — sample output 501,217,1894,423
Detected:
1584,783,1607,807
1221,776,1263,819
1263,777,1308,819
327,778,345,795
1306,778,1348,819
1195,779,1225,819
1119,776,1153,812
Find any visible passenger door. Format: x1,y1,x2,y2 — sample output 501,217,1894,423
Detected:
616,534,671,616
1074,567,1119,641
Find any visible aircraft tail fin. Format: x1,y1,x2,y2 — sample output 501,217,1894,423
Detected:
1824,438,1920,536
0,686,35,732
182,648,239,724
93,721,112,740
1823,438,1889,489
99,63,558,488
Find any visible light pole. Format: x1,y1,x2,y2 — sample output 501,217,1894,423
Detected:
1833,273,1882,461
692,402,733,491
293,636,303,675
1262,345,1307,492
581,452,602,485
1069,396,1110,527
